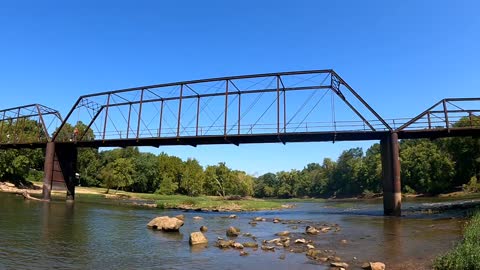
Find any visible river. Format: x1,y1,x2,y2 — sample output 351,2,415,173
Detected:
0,192,467,270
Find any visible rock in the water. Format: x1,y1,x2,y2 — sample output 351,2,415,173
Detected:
306,226,320,235
295,238,307,244
279,254,286,260
273,218,282,223
253,217,266,222
229,214,237,219
147,216,184,231
216,240,234,249
226,226,241,237
242,242,259,248
307,244,315,249
239,251,249,256
200,226,208,232
189,232,208,245
233,242,244,249
267,238,281,244
331,262,349,268
193,216,203,220
320,226,331,233
275,231,290,236
340,239,348,244
362,262,386,270
306,249,322,258
175,214,185,221
261,245,275,251
249,221,258,226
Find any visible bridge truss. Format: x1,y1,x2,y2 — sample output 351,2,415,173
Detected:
54,70,392,147
0,104,62,147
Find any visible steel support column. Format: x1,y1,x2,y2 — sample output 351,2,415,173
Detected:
41,142,78,201
42,142,55,200
381,132,401,216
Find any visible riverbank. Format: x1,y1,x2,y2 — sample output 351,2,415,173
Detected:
2,181,480,212
433,209,480,269
0,181,290,211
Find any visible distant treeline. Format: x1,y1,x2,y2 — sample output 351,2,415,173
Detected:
0,118,479,197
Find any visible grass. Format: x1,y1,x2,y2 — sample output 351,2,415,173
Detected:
34,183,285,211
433,209,480,270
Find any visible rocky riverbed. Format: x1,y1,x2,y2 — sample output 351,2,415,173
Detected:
147,214,387,269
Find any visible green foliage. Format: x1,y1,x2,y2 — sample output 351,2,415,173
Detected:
433,211,480,270
401,139,455,194
99,157,134,193
156,175,178,195
463,176,480,193
180,158,204,196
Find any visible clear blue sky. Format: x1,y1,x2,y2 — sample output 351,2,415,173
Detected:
1,1,479,175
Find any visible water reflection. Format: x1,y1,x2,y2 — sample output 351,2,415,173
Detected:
0,193,465,270
382,217,403,261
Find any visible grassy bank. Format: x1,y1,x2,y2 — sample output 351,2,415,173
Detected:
40,184,285,211
433,209,480,269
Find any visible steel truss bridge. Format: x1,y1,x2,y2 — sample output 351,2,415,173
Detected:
0,69,479,216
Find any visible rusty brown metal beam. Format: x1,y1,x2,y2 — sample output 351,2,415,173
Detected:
77,69,334,99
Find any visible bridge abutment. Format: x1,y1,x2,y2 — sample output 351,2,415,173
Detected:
381,132,401,216
42,142,78,201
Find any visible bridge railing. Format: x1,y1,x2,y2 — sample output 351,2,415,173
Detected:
88,119,397,141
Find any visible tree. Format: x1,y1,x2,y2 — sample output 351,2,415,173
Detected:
254,173,278,197
77,148,100,186
131,153,159,193
331,148,364,197
360,143,382,193
203,163,236,197
99,157,134,193
400,139,455,194
180,158,205,196
234,171,255,197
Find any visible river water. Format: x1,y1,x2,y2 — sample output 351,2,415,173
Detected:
0,192,467,270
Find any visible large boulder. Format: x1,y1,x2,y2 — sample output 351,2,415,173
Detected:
189,232,208,245
147,216,184,231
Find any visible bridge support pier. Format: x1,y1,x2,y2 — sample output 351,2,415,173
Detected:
381,132,401,216
42,142,78,201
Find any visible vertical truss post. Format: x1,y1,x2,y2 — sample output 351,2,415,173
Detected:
276,76,280,134
127,104,132,139
159,100,164,137
196,96,200,136
0,111,5,143
427,111,431,129
283,83,287,133
14,108,20,143
102,94,111,141
137,89,145,140
224,80,229,137
238,93,241,135
442,99,450,130
35,104,49,141
177,85,183,138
